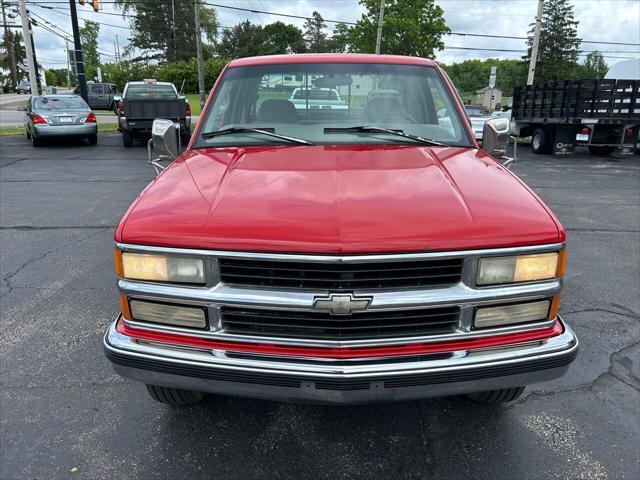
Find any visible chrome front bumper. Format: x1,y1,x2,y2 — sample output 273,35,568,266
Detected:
104,316,578,404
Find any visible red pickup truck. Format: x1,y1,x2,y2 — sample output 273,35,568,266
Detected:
104,54,578,406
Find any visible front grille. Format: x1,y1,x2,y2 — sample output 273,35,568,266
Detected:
221,306,460,340
218,258,464,290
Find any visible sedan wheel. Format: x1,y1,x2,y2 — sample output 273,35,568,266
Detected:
31,133,44,147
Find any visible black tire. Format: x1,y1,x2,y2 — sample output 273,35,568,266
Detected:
87,134,98,145
26,127,31,140
467,386,525,403
145,384,205,406
531,128,553,154
31,134,44,147
122,130,133,148
588,145,615,156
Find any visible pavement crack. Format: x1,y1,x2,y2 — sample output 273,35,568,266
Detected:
562,306,639,320
515,338,640,404
1,230,105,298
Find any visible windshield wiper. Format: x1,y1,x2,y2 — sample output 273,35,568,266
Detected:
201,127,314,145
324,126,448,147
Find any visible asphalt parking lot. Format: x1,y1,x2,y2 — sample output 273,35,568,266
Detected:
1,133,638,480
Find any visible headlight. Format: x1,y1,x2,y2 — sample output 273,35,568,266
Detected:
477,251,562,286
129,299,207,328
115,251,205,284
474,300,551,328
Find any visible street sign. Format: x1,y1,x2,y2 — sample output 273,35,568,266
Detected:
489,66,497,89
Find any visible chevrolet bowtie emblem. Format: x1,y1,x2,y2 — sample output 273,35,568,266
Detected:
312,293,372,315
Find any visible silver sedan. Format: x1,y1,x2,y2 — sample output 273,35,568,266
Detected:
23,95,98,147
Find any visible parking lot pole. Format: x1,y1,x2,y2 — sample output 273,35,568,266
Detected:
194,0,205,110
18,0,38,95
69,0,88,101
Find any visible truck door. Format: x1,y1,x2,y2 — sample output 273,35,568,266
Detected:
90,84,106,108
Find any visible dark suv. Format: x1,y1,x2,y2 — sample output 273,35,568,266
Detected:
74,82,119,110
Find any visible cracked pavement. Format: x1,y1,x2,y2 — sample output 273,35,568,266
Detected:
0,134,638,479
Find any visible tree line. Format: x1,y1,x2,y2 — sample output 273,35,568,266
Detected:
6,0,612,97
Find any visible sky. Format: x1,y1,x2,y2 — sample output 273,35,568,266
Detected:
16,0,640,70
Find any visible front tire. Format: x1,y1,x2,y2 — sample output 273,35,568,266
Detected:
122,130,133,148
531,128,553,154
588,145,615,156
467,386,525,403
145,384,205,406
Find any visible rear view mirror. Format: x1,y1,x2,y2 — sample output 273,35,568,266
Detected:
482,117,517,169
148,119,179,174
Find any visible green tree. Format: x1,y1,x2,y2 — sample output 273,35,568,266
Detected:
216,21,266,59
79,20,100,82
326,23,352,53
44,69,55,86
303,11,328,53
115,0,217,62
525,0,581,82
263,22,306,54
441,59,528,98
1,31,26,83
346,0,449,57
583,50,608,79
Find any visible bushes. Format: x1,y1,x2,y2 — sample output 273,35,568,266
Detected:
100,58,228,94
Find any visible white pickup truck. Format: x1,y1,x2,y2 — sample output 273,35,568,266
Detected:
289,87,348,111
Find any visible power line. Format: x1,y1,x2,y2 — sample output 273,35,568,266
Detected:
26,0,640,46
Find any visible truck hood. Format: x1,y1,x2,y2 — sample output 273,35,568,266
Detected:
117,145,563,253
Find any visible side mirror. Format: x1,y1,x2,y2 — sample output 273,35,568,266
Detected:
482,117,517,169
113,95,122,103
148,119,179,173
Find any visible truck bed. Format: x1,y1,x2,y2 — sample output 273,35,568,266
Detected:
512,79,639,123
123,98,187,121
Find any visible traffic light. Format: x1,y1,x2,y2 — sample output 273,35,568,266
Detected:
91,0,100,12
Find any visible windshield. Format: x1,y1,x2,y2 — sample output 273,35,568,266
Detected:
195,62,471,147
34,96,88,111
125,84,177,99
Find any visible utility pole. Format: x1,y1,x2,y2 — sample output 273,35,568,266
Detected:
527,0,544,85
19,0,37,94
374,0,385,55
115,34,120,63
170,0,176,61
27,18,42,93
69,0,87,101
2,0,18,88
65,38,71,87
194,0,205,110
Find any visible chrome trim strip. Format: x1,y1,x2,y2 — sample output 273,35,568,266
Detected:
105,317,577,378
116,242,565,262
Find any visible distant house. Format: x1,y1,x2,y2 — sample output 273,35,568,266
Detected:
474,87,502,109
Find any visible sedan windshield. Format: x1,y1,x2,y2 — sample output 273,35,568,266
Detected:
195,62,472,147
35,96,88,111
